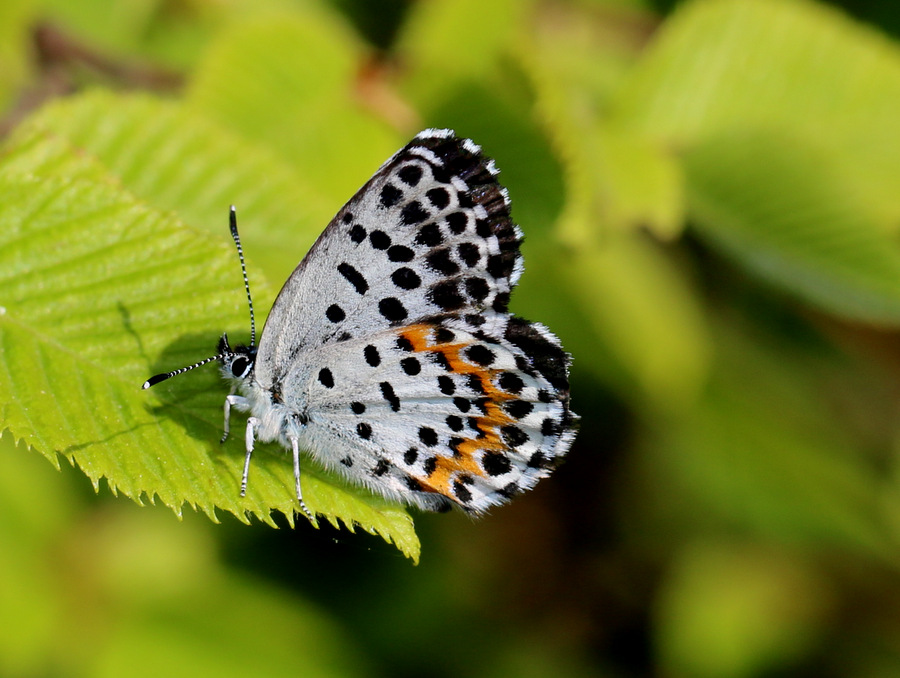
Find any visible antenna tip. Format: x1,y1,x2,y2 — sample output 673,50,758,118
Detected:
143,373,169,389
230,204,236,213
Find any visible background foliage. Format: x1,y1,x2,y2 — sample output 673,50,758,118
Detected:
2,0,900,675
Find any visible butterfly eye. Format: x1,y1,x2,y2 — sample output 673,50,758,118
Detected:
231,356,250,378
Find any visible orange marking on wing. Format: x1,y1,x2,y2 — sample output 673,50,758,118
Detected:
397,324,434,352
397,323,524,498
422,454,483,495
398,324,515,403
419,413,516,495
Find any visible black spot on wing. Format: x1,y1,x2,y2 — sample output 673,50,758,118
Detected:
370,230,391,250
364,345,380,367
419,427,438,446
326,304,345,323
429,281,465,311
398,164,422,186
482,451,511,476
427,248,459,275
338,262,368,294
380,381,400,412
400,357,421,375
426,187,451,209
380,184,402,208
401,201,429,225
438,375,455,395
446,212,468,234
349,224,366,243
379,297,408,322
387,245,414,262
391,267,421,290
416,222,443,246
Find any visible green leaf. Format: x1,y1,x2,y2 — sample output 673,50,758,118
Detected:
187,11,401,210
395,0,531,110
520,2,685,241
0,0,33,113
608,0,900,324
684,130,900,325
0,93,420,562
628,319,900,561
40,0,163,55
39,0,228,68
613,0,900,229
656,542,830,678
587,125,685,241
17,89,328,284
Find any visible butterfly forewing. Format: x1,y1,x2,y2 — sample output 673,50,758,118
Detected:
255,130,523,391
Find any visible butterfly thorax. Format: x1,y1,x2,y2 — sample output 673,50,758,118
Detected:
215,335,307,448
240,376,311,449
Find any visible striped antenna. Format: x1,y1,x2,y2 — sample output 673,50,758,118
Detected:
142,353,226,389
143,207,256,390
230,206,256,347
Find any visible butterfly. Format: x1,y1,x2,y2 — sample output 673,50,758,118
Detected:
144,129,577,516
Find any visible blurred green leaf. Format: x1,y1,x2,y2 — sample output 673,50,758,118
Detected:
41,0,162,55
0,91,420,562
395,0,531,110
609,0,900,323
685,130,900,325
0,0,34,113
521,2,684,241
0,450,371,678
656,542,832,678
82,509,370,678
588,124,684,240
508,2,704,407
557,236,709,409
547,122,685,244
614,0,900,222
629,319,900,560
38,0,280,67
187,10,401,210
0,435,72,677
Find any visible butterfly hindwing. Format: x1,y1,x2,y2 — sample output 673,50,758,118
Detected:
281,319,574,513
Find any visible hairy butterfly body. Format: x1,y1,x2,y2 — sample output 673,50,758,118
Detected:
144,129,577,516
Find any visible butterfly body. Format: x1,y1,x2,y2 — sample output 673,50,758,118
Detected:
148,129,577,515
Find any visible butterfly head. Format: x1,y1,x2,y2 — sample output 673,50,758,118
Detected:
217,333,257,382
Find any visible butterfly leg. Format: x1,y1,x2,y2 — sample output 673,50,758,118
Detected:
240,416,259,497
290,436,314,520
222,394,250,443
